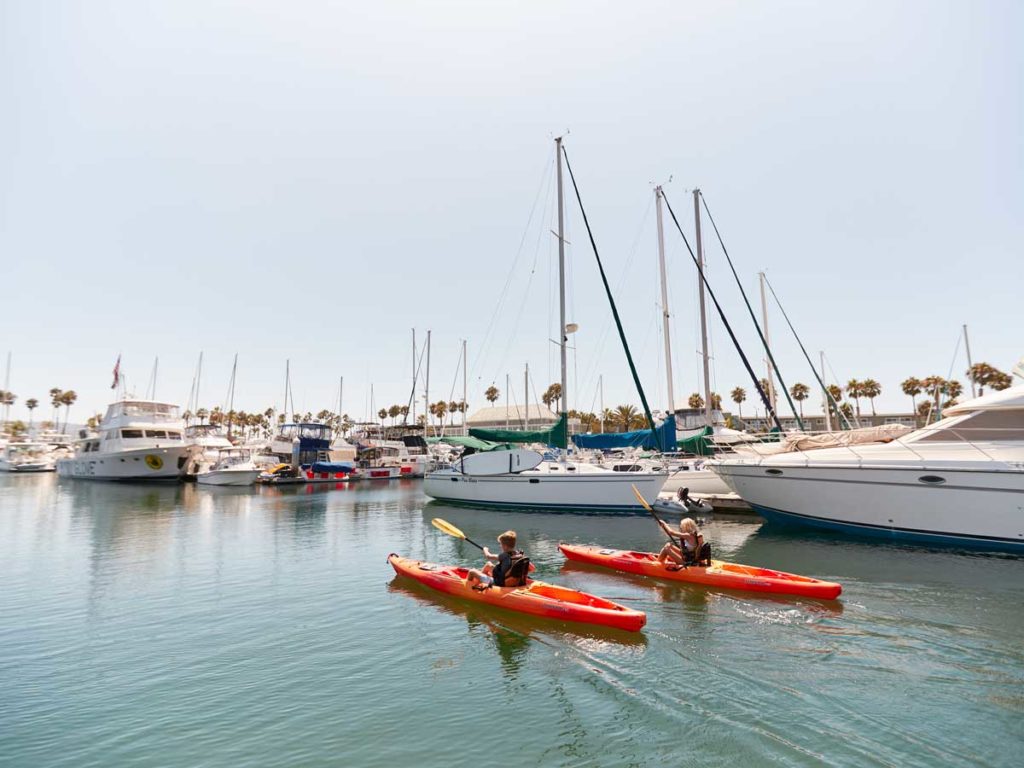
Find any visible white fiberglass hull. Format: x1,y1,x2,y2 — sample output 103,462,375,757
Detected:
56,446,191,481
710,461,1024,551
0,459,55,473
196,468,260,486
661,469,731,496
423,469,668,511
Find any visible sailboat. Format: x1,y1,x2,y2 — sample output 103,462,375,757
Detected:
423,137,668,511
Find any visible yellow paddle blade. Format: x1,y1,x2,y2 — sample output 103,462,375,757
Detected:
431,517,466,540
631,484,653,511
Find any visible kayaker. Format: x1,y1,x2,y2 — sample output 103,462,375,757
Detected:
465,530,529,590
656,517,707,569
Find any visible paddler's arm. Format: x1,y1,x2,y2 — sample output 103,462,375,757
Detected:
481,546,500,561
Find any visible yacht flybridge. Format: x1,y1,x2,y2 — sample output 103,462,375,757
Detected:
708,384,1024,551
56,400,194,481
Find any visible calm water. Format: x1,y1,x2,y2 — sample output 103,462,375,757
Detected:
2,474,1022,767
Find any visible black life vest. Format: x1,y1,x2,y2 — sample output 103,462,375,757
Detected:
496,549,530,587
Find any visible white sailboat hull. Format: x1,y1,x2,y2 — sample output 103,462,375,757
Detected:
56,446,191,481
661,468,731,496
424,469,668,511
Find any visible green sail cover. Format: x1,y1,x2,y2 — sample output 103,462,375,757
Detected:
426,435,514,452
469,413,568,450
676,426,714,456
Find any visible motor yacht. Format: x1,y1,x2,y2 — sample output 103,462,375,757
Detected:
0,441,56,472
196,447,261,486
56,400,194,481
708,385,1024,551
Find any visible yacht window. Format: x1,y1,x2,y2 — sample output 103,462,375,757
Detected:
918,409,1024,442
146,430,168,438
164,431,182,440
83,442,91,453
122,429,144,438
89,441,100,452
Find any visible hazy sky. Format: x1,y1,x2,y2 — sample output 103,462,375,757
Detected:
2,1,1021,425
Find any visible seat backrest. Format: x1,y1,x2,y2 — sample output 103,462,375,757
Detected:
503,552,531,587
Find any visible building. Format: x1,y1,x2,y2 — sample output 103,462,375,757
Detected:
465,403,560,430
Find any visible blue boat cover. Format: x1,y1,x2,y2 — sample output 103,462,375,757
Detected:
310,461,356,473
572,415,677,451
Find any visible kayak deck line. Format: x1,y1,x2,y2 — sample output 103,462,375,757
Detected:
558,544,842,600
388,554,646,632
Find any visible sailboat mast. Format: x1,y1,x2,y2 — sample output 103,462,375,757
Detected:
505,373,510,429
283,359,290,421
462,339,468,431
759,272,777,413
425,330,431,437
411,329,417,426
151,357,159,400
821,350,832,432
196,351,204,412
227,353,237,439
655,186,675,413
524,363,529,430
555,136,568,423
963,324,976,398
693,189,713,425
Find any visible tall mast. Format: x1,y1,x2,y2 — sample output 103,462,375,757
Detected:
505,373,510,429
963,324,976,398
821,350,832,432
655,186,675,414
524,363,530,430
758,272,777,413
150,357,159,400
462,339,468,432
338,376,344,434
555,136,568,425
2,351,9,424
283,359,290,421
227,353,237,439
196,351,204,413
599,374,604,433
425,330,431,437
411,329,417,426
693,189,713,425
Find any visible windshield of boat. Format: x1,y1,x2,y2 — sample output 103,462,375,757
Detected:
912,408,1024,443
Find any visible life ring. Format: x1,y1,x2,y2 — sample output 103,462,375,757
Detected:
145,454,164,470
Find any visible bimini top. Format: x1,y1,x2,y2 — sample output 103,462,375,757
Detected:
944,384,1024,415
103,400,182,423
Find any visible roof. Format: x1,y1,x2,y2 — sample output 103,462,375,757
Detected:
466,403,559,425
944,383,1024,415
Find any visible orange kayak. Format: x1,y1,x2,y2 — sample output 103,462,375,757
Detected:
559,544,842,600
388,554,646,632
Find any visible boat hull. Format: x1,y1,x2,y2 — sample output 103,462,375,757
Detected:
711,462,1024,552
0,461,55,473
559,544,842,599
389,554,645,631
196,469,260,486
661,469,732,496
423,471,668,511
56,446,191,481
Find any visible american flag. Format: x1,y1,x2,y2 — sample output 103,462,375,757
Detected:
111,355,121,390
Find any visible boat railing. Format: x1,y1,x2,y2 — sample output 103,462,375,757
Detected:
741,426,1023,468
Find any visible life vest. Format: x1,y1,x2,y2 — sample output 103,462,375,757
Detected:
496,549,530,587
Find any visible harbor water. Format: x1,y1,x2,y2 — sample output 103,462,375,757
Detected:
2,475,1022,767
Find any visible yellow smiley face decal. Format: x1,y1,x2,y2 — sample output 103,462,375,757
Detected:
145,454,164,471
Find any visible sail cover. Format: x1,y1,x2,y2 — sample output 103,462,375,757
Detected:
469,413,569,449
573,416,678,451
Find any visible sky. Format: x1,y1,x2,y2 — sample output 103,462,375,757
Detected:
2,0,1021,426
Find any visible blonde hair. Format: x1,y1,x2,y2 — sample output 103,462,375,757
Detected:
679,518,699,534
497,530,517,548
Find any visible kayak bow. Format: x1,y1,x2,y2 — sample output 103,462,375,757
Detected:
388,554,646,632
558,544,842,600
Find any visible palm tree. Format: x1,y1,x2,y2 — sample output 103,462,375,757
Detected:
789,383,810,418
432,400,448,432
547,383,562,412
59,390,77,432
601,408,614,433
614,404,637,431
25,398,38,428
377,408,388,426
991,371,1013,391
860,379,881,416
826,384,843,426
388,404,401,425
629,413,649,430
484,385,500,405
196,407,209,424
968,363,1013,394
688,393,704,409
942,380,963,404
730,387,746,418
920,376,946,410
710,392,722,410
845,379,862,416
901,377,922,413
49,388,63,426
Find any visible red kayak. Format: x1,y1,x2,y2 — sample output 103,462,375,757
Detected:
559,544,842,600
388,554,646,632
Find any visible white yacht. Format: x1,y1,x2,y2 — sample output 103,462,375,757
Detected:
708,385,1024,552
0,441,56,472
185,423,233,474
196,448,260,486
56,400,194,481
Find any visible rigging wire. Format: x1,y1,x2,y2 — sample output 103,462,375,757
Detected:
699,193,804,430
761,274,852,430
660,190,783,432
561,144,662,449
470,146,555,386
